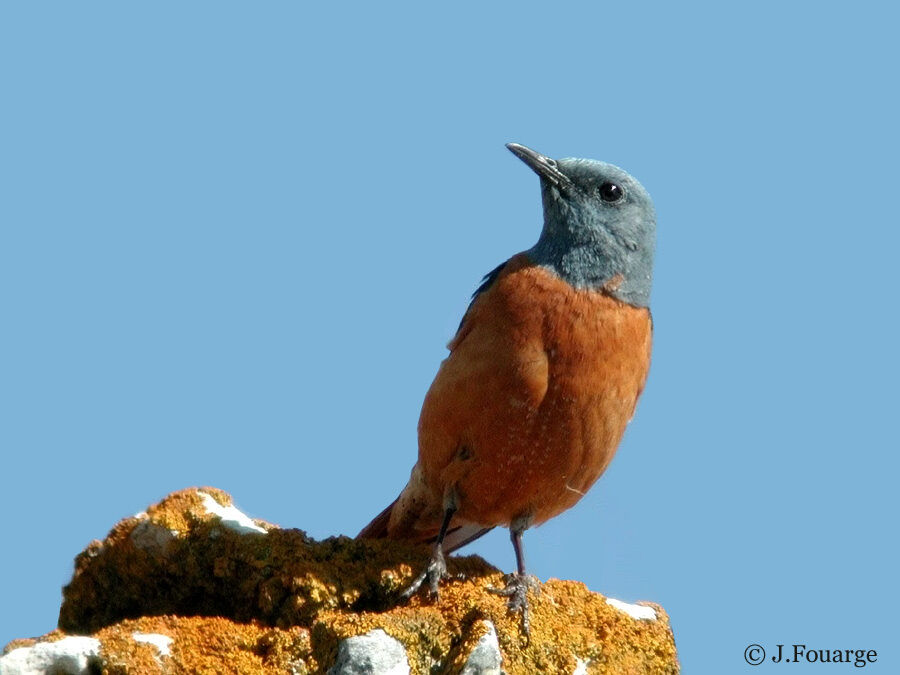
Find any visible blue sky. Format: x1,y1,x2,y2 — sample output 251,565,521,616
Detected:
2,2,898,671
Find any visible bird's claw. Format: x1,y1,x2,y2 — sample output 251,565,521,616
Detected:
488,572,539,636
401,546,449,600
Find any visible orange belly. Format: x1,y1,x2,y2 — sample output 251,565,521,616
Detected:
417,255,652,527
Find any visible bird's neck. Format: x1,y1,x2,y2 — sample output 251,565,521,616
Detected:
529,223,652,308
528,237,615,289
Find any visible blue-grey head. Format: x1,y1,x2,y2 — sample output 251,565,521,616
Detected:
507,143,656,308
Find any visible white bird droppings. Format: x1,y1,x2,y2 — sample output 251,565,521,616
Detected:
606,597,658,621
197,491,267,534
132,632,173,657
572,657,590,675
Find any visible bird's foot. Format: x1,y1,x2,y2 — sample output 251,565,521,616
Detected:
488,572,540,636
401,545,449,600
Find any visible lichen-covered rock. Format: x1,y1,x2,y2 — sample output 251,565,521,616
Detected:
2,488,679,674
2,616,315,674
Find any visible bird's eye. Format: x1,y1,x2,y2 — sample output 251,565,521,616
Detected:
599,182,624,202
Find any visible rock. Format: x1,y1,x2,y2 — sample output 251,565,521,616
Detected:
0,636,100,675
460,621,502,674
2,488,680,674
328,629,410,675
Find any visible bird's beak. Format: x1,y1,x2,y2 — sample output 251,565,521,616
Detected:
506,143,573,191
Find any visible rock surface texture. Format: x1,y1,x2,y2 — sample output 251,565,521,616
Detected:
1,488,679,674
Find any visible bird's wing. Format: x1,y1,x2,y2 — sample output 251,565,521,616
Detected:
418,254,550,504
455,259,509,335
360,254,550,545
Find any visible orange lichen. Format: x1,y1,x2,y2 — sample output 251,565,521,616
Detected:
3,488,678,674
93,615,314,674
59,489,495,635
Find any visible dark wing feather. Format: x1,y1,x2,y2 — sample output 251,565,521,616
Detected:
456,259,509,334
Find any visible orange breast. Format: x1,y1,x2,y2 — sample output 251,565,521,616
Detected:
417,254,652,527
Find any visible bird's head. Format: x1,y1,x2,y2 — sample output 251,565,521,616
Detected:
507,143,656,308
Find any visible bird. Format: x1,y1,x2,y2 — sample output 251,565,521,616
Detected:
358,142,656,632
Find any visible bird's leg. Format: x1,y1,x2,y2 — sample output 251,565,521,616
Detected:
401,505,457,600
488,523,539,635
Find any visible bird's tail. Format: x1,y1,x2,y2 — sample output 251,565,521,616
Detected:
357,492,493,554
443,522,494,553
356,499,395,539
